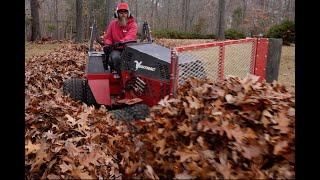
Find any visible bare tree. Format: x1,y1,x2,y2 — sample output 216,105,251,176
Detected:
166,0,171,29
30,0,41,41
185,0,190,32
150,0,156,29
54,0,59,40
242,0,247,22
26,0,295,41
182,0,185,31
135,0,138,20
106,0,116,27
216,0,226,40
75,0,83,42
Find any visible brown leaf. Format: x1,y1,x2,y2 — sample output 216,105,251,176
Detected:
159,106,179,116
144,165,159,180
46,174,61,180
108,135,123,146
71,165,94,179
225,94,235,103
274,111,291,133
25,139,40,155
44,130,57,140
201,150,215,159
175,171,195,179
240,74,260,92
80,149,104,168
158,95,180,107
185,161,203,173
273,140,289,155
173,148,200,162
287,107,295,117
59,162,73,173
65,114,77,127
213,151,234,179
239,143,264,160
177,123,193,136
245,128,258,139
196,136,207,148
30,142,50,172
155,139,168,155
64,141,81,157
185,95,203,109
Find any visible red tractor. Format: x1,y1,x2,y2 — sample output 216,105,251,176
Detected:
63,22,177,121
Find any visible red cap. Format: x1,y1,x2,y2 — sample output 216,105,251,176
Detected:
117,2,129,11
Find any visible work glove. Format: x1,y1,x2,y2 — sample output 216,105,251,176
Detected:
113,42,122,48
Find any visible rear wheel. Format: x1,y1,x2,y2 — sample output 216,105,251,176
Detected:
63,78,85,102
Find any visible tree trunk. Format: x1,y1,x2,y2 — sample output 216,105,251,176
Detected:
166,0,171,29
76,0,83,43
151,0,156,29
135,0,138,20
64,20,69,40
182,0,190,32
186,0,190,32
106,0,115,27
55,0,59,40
30,0,41,41
216,0,226,40
155,0,159,29
181,0,185,31
241,0,247,27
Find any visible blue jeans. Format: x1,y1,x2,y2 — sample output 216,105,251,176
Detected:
109,50,122,74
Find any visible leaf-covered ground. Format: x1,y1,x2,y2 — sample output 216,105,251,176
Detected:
25,40,295,179
25,40,72,60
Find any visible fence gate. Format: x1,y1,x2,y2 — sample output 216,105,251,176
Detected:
170,38,275,96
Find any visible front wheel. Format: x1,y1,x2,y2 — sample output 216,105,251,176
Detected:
109,103,150,121
63,78,85,102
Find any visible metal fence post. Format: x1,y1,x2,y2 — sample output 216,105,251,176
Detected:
170,49,179,97
254,38,269,81
265,38,283,83
218,45,225,80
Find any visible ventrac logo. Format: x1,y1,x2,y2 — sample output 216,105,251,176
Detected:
134,60,156,71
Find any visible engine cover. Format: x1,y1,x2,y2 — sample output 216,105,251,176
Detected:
121,43,171,82
120,43,172,106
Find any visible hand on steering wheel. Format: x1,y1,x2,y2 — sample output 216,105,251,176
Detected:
113,42,122,48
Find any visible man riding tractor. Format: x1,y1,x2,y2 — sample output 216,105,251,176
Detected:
103,2,138,78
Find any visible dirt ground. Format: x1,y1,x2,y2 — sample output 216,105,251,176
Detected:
25,40,295,92
277,45,295,93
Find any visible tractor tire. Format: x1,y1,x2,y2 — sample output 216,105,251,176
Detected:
63,78,85,102
127,103,150,120
83,80,97,106
110,109,134,122
109,104,149,121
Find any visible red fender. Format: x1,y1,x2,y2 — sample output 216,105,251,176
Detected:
88,79,111,105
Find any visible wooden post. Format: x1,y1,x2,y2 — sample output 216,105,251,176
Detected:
265,38,282,83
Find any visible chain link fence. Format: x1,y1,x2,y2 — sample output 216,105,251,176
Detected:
174,38,259,85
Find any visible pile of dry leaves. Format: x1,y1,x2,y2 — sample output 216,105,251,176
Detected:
25,42,294,179
127,76,295,179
